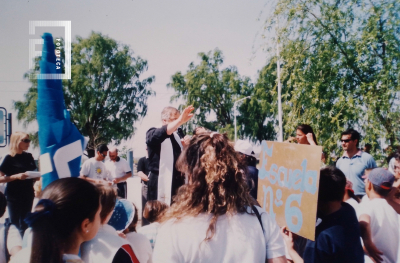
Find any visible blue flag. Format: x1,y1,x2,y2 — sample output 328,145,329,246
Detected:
37,33,86,189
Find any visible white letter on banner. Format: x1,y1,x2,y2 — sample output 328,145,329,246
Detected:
53,140,82,179
39,153,53,175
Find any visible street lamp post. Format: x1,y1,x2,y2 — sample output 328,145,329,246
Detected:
234,96,251,142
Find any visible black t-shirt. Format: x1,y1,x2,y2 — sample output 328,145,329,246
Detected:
246,166,258,200
0,152,36,200
303,202,364,263
137,156,150,176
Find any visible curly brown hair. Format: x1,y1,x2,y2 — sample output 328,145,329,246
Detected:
160,132,257,241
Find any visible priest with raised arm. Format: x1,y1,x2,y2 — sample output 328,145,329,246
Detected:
146,105,194,206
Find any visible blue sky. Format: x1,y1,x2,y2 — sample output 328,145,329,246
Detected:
0,0,272,158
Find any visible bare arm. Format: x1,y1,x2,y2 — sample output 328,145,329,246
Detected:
359,214,383,263
280,227,303,263
166,105,194,135
0,171,28,183
137,171,149,181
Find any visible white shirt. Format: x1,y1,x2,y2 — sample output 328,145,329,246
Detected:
152,207,285,263
345,198,360,215
81,224,131,263
126,232,153,263
358,198,399,263
80,158,110,180
105,158,131,180
0,224,22,263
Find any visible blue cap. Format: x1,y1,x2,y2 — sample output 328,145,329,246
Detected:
368,168,394,190
107,199,135,231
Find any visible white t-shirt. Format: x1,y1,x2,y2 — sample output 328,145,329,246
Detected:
80,158,110,180
0,224,22,263
152,207,285,263
126,232,153,263
137,222,160,250
105,158,131,179
358,198,399,263
345,198,360,215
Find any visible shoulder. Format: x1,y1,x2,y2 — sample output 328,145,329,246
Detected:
361,152,375,162
119,158,129,164
146,127,157,134
22,152,33,158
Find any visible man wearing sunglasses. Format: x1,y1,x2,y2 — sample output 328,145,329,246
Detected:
79,144,112,185
336,129,377,198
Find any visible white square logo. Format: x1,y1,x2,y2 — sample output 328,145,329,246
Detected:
29,21,71,80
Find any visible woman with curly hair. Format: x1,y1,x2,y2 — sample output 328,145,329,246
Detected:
152,132,286,263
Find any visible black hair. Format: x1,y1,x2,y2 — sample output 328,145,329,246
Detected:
97,144,109,153
341,128,361,147
296,124,318,145
96,184,117,223
346,189,361,203
372,184,391,197
0,192,6,218
30,178,100,263
319,166,346,202
394,151,400,162
238,152,257,167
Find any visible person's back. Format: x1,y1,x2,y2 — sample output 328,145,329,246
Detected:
154,207,283,263
303,202,364,263
125,232,152,263
152,133,286,263
359,197,399,262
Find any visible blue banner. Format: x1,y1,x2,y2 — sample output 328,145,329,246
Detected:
37,33,86,189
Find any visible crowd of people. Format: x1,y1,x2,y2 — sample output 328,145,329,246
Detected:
0,105,399,263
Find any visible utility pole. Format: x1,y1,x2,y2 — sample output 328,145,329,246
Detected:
276,21,283,142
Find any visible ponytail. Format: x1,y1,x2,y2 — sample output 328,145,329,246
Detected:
27,178,100,263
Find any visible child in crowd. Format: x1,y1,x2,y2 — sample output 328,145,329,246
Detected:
137,200,168,250
123,203,152,263
343,180,360,213
81,185,140,263
359,168,399,263
11,177,102,263
282,166,364,263
0,191,22,263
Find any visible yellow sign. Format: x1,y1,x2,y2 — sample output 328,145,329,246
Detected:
257,141,322,241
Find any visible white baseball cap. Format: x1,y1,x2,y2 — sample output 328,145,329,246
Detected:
234,140,254,156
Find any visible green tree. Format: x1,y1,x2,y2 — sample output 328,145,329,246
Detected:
14,32,155,156
169,49,275,142
257,0,400,161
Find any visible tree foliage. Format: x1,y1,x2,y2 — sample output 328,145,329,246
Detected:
258,0,400,161
14,32,155,154
168,49,275,142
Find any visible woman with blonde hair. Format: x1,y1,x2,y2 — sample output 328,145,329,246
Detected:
0,132,36,235
152,132,286,263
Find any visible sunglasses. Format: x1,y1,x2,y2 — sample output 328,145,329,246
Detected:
340,139,353,143
100,153,107,157
21,139,31,143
